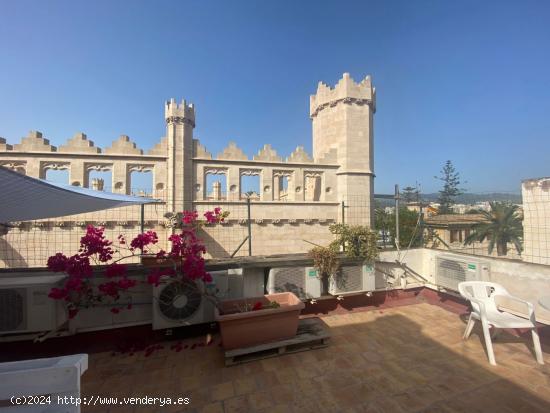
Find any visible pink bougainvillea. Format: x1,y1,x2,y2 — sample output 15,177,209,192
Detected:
47,208,227,318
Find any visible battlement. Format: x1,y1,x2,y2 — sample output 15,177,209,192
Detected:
165,98,196,126
310,73,375,118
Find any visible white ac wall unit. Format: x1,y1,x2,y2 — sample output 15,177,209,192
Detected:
267,267,321,300
152,270,244,330
435,254,490,292
0,275,67,335
329,263,376,296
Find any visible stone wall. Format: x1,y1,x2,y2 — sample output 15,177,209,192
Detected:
0,73,376,268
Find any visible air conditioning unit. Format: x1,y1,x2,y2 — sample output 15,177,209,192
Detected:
329,263,376,296
0,275,67,335
266,267,321,300
435,254,490,292
152,270,243,330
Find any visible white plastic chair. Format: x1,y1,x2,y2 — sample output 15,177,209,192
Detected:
458,281,544,366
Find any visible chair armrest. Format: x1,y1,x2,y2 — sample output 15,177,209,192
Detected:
466,296,487,318
495,294,536,323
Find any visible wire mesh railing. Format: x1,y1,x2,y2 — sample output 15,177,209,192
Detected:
1,185,548,268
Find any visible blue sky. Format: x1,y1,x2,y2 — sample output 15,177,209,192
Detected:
1,0,549,194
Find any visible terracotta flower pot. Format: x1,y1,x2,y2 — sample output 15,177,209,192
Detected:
215,292,305,350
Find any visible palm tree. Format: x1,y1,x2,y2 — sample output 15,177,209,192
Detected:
464,202,523,256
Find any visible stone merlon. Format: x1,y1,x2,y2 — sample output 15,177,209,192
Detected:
310,72,376,118
165,98,196,125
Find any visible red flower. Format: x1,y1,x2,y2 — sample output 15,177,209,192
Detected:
117,278,137,290
147,268,175,286
48,287,68,300
65,255,92,278
182,211,198,225
98,281,119,298
68,308,79,319
252,302,263,311
105,263,127,278
80,226,113,262
47,253,68,272
66,277,83,291
110,307,120,314
130,231,158,252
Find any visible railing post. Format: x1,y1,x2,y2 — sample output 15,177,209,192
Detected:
395,184,400,250
247,197,252,256
140,204,145,234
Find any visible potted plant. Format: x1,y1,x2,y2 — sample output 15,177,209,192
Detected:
307,224,378,296
215,292,305,350
309,245,339,296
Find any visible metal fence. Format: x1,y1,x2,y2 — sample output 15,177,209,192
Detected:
1,184,548,269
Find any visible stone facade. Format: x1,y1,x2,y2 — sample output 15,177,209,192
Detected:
522,177,550,265
0,73,375,267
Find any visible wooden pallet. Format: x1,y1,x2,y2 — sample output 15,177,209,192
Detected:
224,318,330,366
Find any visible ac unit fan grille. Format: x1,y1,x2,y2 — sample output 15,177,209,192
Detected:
272,267,306,299
158,280,202,320
0,289,25,332
436,259,468,291
332,265,363,294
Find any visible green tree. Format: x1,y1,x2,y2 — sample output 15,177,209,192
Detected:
392,207,423,248
375,207,422,249
464,202,523,256
435,160,464,214
401,186,419,203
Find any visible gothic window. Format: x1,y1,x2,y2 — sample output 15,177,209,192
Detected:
240,169,261,200
204,167,227,201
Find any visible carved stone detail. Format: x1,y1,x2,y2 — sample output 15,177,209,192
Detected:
0,161,26,173
204,167,227,175
240,169,261,177
41,162,70,171
86,163,112,172
128,164,154,173
304,170,323,178
165,116,195,127
273,170,293,178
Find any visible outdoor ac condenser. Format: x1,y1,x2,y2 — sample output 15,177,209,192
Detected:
267,267,322,300
152,270,244,330
0,275,67,335
435,254,490,292
328,263,376,296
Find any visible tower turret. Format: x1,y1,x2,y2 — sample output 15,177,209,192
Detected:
165,98,195,212
310,73,376,225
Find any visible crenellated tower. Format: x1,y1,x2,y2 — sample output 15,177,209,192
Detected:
310,73,376,226
165,98,196,212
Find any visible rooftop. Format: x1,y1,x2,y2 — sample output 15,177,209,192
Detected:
80,299,550,413
424,213,488,227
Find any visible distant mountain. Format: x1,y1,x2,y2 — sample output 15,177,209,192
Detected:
420,192,522,204
374,192,522,207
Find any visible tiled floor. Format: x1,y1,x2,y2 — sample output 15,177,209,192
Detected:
82,302,550,412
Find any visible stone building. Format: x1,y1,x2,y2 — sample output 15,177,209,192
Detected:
0,73,376,267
